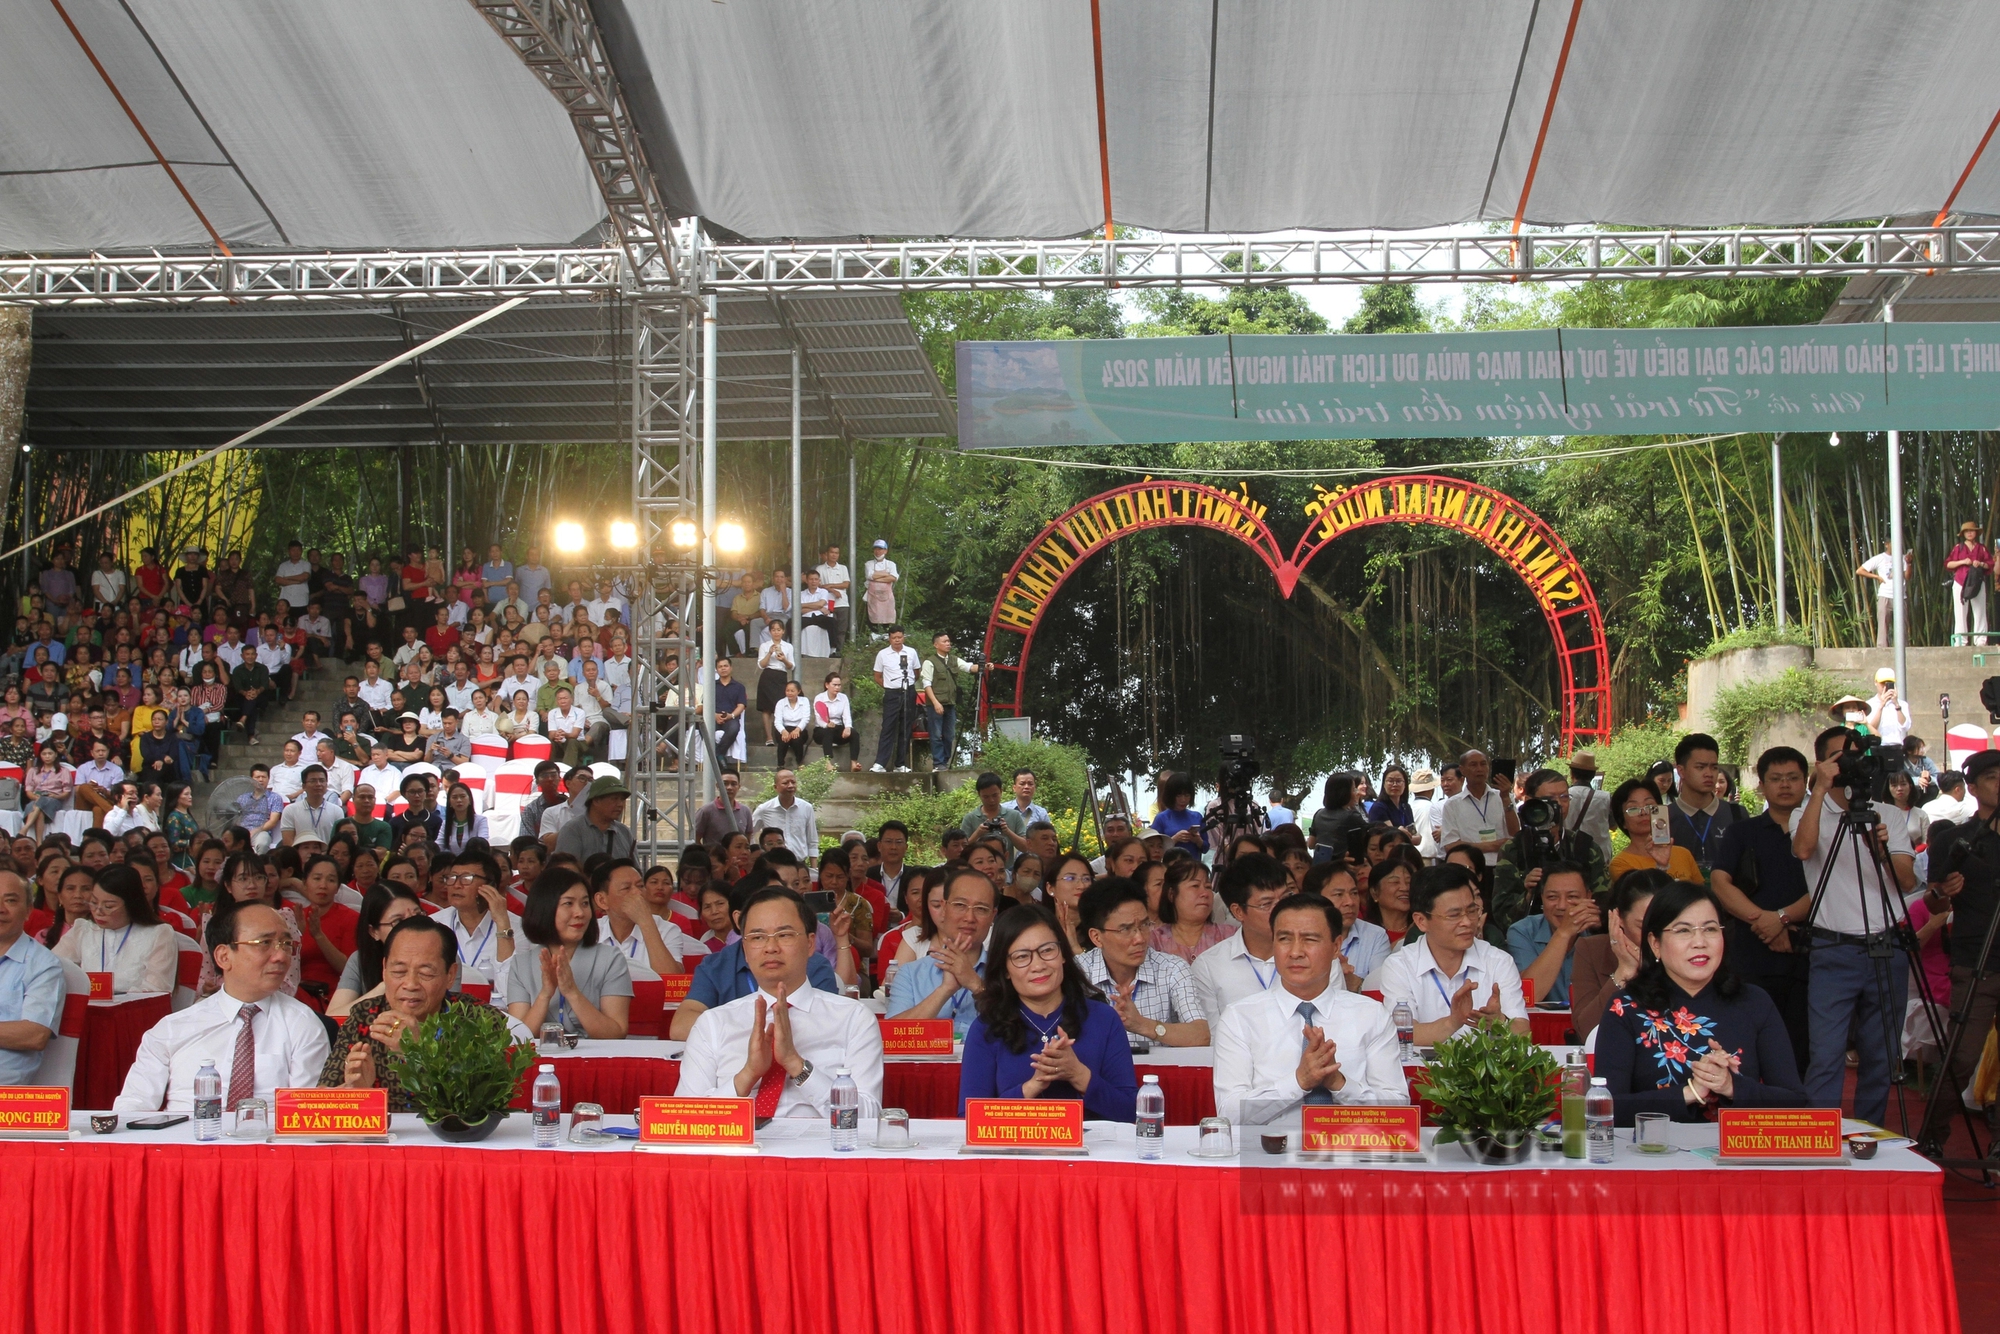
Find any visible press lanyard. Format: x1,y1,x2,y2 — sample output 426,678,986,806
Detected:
463,914,495,966
1430,967,1466,1011
101,924,133,971
1467,790,1493,825
1244,953,1276,991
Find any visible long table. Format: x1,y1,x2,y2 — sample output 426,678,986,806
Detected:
0,1113,1955,1334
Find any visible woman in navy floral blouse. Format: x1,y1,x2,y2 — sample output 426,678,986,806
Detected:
1595,880,1807,1125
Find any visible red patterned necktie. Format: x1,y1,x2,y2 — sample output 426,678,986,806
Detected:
225,1003,260,1110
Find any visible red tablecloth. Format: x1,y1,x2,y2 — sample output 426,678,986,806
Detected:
74,994,172,1110
0,1141,1955,1334
509,1058,681,1113
1529,1009,1575,1046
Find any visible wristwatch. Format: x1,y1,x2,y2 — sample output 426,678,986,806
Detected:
1153,1022,1167,1040
789,1058,814,1087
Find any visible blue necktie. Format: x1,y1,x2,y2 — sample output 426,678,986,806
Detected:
1297,1000,1334,1105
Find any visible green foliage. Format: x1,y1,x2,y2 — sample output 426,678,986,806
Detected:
1707,667,1852,763
794,757,839,809
1696,621,1814,661
386,1001,535,1125
858,732,1093,861
1415,1015,1560,1140
1590,717,1686,789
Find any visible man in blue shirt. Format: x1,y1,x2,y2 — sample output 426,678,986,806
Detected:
669,884,840,1041
0,872,66,1085
1505,862,1599,1007
887,866,998,1036
1007,769,1051,826
480,544,514,606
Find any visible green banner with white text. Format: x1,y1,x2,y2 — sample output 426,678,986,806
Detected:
954,324,2000,447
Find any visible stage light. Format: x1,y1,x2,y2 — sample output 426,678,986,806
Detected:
716,522,747,555
669,520,698,549
1829,433,1841,447
608,520,638,550
554,521,586,554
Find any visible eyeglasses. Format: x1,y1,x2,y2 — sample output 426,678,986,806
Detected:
946,898,996,917
742,929,803,948
1660,924,1724,943
1622,805,1657,817
228,935,296,955
1006,942,1064,967
440,873,490,886
1426,906,1480,924
1056,871,1091,884
1096,921,1149,939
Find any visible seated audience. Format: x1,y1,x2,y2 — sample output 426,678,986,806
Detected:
1594,880,1807,1124
1211,892,1406,1124
1368,864,1530,1044
506,866,632,1039
959,902,1138,1121
886,863,999,1036
52,864,177,994
1504,860,1601,1006
669,882,840,1041
1150,856,1235,963
0,873,64,1085
679,886,884,1120
1191,851,1288,1024
327,883,427,1018
115,899,330,1111
1305,861,1392,988
591,857,691,975
430,851,519,1005
1568,868,1665,1042
1074,877,1208,1047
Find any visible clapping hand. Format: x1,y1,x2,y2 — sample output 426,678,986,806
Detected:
1339,954,1362,991
1474,983,1503,1019
553,946,578,995
539,944,562,998
1028,1030,1089,1093
1106,979,1145,1034
1448,977,1480,1030
1564,897,1604,937
736,994,775,1094
1294,1025,1343,1094
1687,1042,1738,1102
934,932,981,992
767,983,802,1077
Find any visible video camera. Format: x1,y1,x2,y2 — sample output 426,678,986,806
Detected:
1513,795,1564,874
1832,732,1905,806
1217,734,1260,799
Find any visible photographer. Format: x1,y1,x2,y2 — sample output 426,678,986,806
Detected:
1916,748,2000,1150
958,771,1032,862
1490,769,1607,935
1791,725,1916,1126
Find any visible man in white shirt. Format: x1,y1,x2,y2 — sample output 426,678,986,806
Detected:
290,712,330,756
214,627,247,672
1562,753,1613,863
392,626,424,672
544,689,586,767
280,766,343,848
103,782,158,838
443,663,477,713
601,640,633,694
357,660,394,714
813,544,850,651
274,541,313,611
1211,893,1406,1124
267,739,307,801
115,901,330,1112
1368,864,1530,1044
358,743,403,798
73,741,125,814
1923,771,1976,825
751,769,821,860
1193,851,1288,1024
1790,724,1916,1126
254,627,293,699
497,656,540,709
1855,543,1911,649
758,569,792,635
870,627,920,773
680,887,884,1119
1439,749,1516,869
313,739,358,798
593,859,693,976
430,850,519,1004
574,658,627,760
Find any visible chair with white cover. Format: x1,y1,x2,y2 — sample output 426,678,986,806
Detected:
800,623,831,658
453,760,491,808
53,810,92,845
491,758,542,800
589,761,622,782
335,886,364,910
469,735,510,767
1947,723,1991,772
172,935,205,1011
43,958,91,1093
400,761,441,785
458,964,494,1006
607,729,627,762
484,808,520,843
512,734,552,763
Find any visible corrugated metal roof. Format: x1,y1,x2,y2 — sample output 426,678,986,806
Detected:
22,292,954,451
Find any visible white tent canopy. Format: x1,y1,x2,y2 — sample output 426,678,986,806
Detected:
8,0,2000,255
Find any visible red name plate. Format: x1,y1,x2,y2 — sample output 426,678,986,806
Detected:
1299,1105,1423,1154
0,1086,69,1133
87,972,113,1000
272,1087,389,1138
638,1096,755,1147
658,973,693,1004
879,1018,955,1055
964,1098,1084,1149
1521,976,1535,1008
1717,1108,1844,1160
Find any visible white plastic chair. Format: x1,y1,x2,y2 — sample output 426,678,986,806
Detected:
512,734,552,763
484,808,520,843
589,761,622,782
172,935,204,1011
491,758,541,799
469,736,510,767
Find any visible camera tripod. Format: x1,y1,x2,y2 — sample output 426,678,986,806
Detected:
1916,811,2000,1173
1801,800,1986,1162
1203,789,1267,863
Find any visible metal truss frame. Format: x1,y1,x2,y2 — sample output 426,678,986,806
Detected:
0,248,621,306
466,0,678,286
627,295,701,858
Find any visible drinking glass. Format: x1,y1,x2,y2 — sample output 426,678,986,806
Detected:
567,1102,605,1143
875,1108,911,1149
1197,1116,1234,1156
1635,1112,1672,1154
231,1098,270,1141
539,1022,566,1056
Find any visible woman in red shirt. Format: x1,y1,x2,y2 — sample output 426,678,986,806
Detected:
296,854,360,1010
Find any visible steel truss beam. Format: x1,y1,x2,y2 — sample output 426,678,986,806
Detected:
628,296,700,857
467,0,677,285
703,225,2000,292
0,249,621,306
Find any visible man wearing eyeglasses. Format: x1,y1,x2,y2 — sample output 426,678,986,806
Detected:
1075,879,1208,1047
1371,864,1530,1046
886,866,998,1036
678,886,883,1121
116,900,329,1112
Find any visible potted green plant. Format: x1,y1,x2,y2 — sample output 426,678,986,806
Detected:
386,1002,536,1142
1413,1015,1559,1165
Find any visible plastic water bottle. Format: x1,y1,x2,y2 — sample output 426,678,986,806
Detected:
1585,1077,1615,1164
192,1061,222,1142
1391,1001,1416,1062
531,1063,561,1147
1136,1074,1166,1159
829,1067,859,1151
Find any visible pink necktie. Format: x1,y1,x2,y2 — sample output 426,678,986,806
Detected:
225,1004,260,1110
